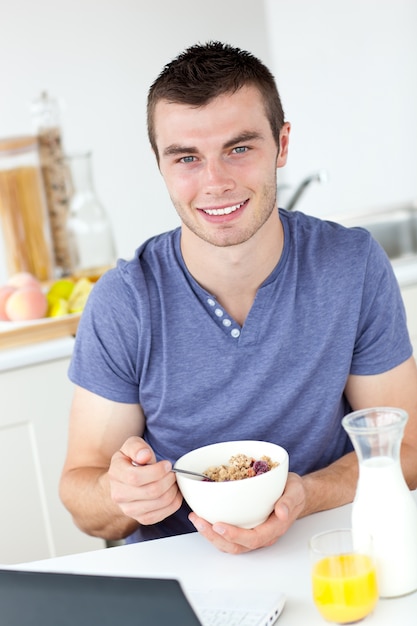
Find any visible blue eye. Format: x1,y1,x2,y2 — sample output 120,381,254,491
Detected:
180,156,196,163
233,146,248,154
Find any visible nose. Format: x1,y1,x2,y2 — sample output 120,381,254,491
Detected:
202,158,235,194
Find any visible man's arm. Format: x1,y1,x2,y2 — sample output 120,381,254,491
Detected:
301,355,417,516
346,355,417,486
59,385,182,541
189,356,417,553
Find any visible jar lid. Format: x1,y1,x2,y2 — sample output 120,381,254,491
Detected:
0,135,38,156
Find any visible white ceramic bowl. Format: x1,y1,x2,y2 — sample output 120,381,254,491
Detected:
175,440,289,529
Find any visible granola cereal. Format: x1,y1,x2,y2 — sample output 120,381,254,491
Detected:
204,453,278,482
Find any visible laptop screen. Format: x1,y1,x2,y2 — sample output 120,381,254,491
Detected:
0,569,202,625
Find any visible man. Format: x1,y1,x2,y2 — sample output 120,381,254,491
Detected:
60,41,417,554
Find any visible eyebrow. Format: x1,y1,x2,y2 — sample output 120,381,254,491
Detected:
162,131,264,158
163,144,198,157
223,131,264,149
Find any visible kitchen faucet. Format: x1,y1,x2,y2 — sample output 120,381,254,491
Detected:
282,169,328,211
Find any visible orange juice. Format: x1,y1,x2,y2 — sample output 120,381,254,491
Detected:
312,553,378,623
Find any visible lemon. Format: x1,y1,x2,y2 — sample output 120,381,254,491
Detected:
67,278,94,313
47,298,69,318
46,279,75,306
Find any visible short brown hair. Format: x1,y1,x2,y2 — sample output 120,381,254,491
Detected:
147,41,286,159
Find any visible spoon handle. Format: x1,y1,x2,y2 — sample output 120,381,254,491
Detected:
172,467,213,481
131,459,212,481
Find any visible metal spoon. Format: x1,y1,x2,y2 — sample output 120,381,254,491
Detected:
172,467,214,481
131,460,213,481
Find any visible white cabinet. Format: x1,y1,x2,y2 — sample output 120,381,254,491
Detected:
0,350,105,564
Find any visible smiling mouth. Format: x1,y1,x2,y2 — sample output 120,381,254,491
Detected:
200,200,246,216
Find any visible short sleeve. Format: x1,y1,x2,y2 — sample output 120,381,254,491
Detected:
350,237,412,375
68,264,144,403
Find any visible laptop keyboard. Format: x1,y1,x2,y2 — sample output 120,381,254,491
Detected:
200,608,274,625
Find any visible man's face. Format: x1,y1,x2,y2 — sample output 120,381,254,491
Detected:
154,85,289,248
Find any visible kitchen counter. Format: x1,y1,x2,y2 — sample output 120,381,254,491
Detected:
0,336,75,372
391,257,417,289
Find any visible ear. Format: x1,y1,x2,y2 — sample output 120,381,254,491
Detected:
277,122,291,168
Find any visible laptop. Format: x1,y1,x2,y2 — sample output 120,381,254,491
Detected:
187,586,286,625
0,568,286,625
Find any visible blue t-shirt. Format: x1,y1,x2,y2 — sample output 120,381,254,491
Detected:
69,209,412,542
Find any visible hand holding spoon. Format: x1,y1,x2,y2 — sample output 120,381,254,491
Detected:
131,459,213,481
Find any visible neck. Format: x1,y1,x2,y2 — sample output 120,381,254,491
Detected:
180,210,284,325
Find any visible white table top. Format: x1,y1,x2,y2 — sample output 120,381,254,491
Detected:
12,491,417,624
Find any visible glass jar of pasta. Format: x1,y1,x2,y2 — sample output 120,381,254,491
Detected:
0,135,55,281
31,92,74,277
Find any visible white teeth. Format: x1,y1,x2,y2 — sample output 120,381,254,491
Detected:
202,201,244,216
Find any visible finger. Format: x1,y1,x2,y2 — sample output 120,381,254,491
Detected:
122,484,184,525
120,437,156,466
188,513,255,554
111,452,173,490
214,513,284,550
189,507,290,553
189,516,246,554
131,448,152,466
110,470,176,509
273,472,306,522
110,461,183,525
135,463,176,496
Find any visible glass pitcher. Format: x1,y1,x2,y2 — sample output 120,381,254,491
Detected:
342,407,417,598
64,151,116,279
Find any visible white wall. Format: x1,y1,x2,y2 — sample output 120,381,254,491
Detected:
265,0,417,218
0,0,416,284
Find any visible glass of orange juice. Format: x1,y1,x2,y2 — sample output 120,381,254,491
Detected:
310,528,378,624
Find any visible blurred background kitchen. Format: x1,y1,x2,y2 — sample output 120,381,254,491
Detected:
0,0,416,284
1,0,416,565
